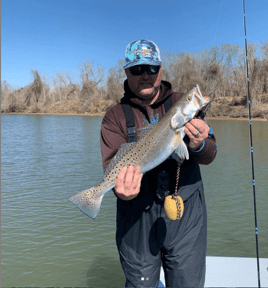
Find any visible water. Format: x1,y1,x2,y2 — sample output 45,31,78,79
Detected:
1,115,267,287
202,120,268,259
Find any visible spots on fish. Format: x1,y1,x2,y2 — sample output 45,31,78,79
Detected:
105,135,155,182
80,187,101,203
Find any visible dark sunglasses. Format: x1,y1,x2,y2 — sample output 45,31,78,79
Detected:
129,65,161,76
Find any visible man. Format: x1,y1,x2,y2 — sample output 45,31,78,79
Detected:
100,39,217,287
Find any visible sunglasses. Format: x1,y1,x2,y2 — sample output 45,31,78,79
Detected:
129,65,161,76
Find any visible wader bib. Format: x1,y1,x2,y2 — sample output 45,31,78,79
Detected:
117,97,207,288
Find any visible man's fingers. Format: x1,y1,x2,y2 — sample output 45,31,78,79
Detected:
116,165,141,190
185,119,209,139
132,166,142,190
184,125,200,139
124,165,135,190
115,165,142,200
188,118,205,130
116,166,127,185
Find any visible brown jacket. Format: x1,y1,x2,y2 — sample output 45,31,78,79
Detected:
100,80,217,172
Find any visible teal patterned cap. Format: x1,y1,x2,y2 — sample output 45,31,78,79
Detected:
123,39,162,70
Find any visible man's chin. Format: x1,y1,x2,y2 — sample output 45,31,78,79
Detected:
139,88,155,98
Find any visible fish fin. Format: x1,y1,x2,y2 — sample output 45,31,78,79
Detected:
69,183,108,219
171,111,185,130
104,142,136,177
174,129,189,160
175,140,189,160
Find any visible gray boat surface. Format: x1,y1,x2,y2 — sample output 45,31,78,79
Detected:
158,256,268,287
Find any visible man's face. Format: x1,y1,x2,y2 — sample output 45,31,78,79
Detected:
125,65,162,100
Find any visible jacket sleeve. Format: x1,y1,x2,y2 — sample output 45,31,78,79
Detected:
100,105,128,172
188,124,217,165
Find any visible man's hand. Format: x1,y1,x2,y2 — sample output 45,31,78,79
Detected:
184,119,209,150
115,165,143,201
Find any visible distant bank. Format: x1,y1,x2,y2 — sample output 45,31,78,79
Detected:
2,94,268,121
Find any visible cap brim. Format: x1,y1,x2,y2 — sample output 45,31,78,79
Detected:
123,60,162,70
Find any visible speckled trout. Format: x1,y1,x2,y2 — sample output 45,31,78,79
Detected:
69,85,213,219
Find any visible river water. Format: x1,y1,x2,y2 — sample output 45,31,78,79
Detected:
1,114,267,287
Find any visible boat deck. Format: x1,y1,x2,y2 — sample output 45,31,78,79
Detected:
159,256,268,287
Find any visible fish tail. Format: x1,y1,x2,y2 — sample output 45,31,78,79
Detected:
69,182,111,219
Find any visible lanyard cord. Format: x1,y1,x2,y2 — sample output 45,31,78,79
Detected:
242,1,261,287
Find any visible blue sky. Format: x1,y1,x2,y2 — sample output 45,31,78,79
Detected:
2,0,268,89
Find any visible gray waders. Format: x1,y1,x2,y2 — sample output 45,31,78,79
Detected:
117,97,207,287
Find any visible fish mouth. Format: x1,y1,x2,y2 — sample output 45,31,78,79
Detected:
194,92,215,119
183,101,210,124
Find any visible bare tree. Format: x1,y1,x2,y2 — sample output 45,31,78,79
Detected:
1,81,14,106
260,41,268,94
24,70,47,107
51,71,79,101
167,53,203,93
78,59,105,102
106,59,125,103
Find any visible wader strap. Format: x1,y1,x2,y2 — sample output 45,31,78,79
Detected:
121,104,137,143
121,96,173,143
164,96,173,113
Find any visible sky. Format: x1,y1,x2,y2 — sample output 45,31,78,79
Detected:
2,0,268,89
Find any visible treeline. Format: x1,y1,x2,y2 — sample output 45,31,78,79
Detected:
1,42,268,116
1,60,109,114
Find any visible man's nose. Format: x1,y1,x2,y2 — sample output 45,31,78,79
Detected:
141,70,149,78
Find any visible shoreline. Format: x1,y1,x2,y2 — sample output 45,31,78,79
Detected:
1,112,268,122
206,116,268,122
1,112,105,117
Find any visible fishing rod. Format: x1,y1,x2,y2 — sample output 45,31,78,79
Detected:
242,1,261,287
